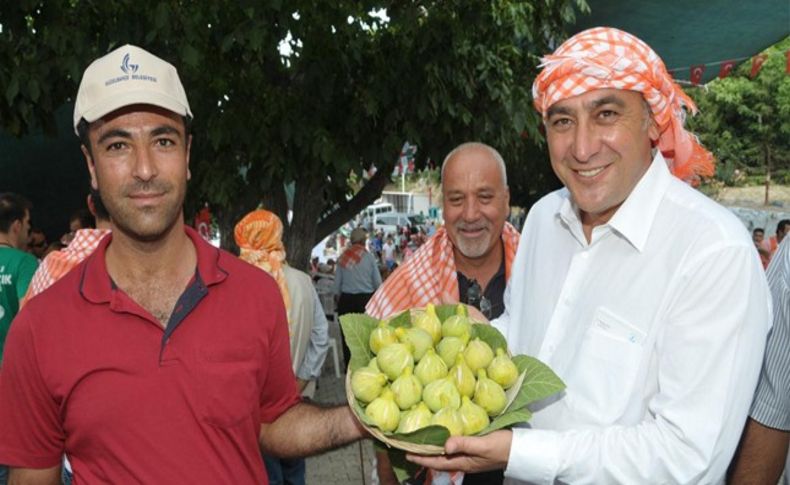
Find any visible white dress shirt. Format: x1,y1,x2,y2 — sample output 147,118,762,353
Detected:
494,153,772,484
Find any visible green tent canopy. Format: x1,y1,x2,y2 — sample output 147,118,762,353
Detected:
572,0,789,84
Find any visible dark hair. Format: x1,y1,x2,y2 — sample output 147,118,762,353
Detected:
70,208,95,230
77,115,192,157
0,192,32,233
753,228,765,235
89,187,110,221
777,220,790,233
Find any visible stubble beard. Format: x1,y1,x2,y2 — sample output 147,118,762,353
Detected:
97,178,185,243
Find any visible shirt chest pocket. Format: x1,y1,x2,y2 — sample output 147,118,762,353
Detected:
197,344,260,428
568,307,646,425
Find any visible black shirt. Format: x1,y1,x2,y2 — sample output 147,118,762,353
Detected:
452,257,507,485
457,258,507,320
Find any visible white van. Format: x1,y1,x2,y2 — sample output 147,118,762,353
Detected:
372,212,422,235
361,202,394,229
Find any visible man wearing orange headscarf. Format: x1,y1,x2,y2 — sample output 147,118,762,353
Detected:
410,27,771,484
235,210,330,485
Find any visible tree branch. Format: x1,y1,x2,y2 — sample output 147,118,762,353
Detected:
315,165,392,244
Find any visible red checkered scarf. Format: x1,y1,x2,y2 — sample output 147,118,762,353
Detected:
338,243,367,269
365,223,520,319
532,27,715,184
21,228,111,308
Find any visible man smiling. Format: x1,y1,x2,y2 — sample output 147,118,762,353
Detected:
0,45,366,484
410,27,772,484
367,142,520,485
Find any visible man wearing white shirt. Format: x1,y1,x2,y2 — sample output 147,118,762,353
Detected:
409,27,771,484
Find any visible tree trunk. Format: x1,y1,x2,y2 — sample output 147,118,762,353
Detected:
286,177,325,272
214,188,262,252
315,164,393,243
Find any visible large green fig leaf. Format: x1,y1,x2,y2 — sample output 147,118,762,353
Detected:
479,407,533,436
388,309,412,329
508,355,566,411
390,424,450,445
339,313,379,372
470,323,508,354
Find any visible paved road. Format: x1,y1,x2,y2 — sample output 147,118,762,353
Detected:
304,319,377,485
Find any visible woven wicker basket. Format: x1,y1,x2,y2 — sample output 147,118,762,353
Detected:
345,371,446,455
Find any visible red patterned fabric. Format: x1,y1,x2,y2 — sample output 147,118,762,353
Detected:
532,27,715,184
21,229,111,308
365,223,520,319
338,243,367,269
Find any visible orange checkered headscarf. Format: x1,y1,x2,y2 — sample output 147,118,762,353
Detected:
532,27,715,184
234,210,291,320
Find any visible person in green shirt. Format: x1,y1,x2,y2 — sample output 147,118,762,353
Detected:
0,192,38,363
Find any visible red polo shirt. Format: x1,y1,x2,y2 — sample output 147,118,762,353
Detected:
0,227,301,484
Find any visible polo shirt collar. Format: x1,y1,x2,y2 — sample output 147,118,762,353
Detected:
80,225,228,304
556,151,672,252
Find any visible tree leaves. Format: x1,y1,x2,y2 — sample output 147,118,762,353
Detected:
0,0,588,269
688,37,790,183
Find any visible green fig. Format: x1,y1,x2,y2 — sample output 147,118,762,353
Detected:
431,401,464,436
473,369,507,417
437,336,466,367
397,402,433,434
441,315,472,339
351,366,388,403
412,303,442,344
365,389,401,432
449,354,476,398
368,357,380,372
464,338,494,373
422,376,461,412
414,348,448,385
459,396,490,435
455,303,468,317
395,326,434,361
488,348,519,389
369,321,398,355
390,367,423,410
377,342,414,381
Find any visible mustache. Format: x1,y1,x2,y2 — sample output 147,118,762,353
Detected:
454,221,490,232
122,180,172,196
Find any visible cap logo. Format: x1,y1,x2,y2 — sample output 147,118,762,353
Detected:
120,53,139,74
104,51,158,87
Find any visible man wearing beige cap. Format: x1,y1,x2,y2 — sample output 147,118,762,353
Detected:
0,45,366,484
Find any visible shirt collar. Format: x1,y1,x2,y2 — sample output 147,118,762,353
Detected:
80,225,228,304
556,151,673,252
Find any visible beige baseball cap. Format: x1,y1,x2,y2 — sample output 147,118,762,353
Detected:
73,44,192,134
